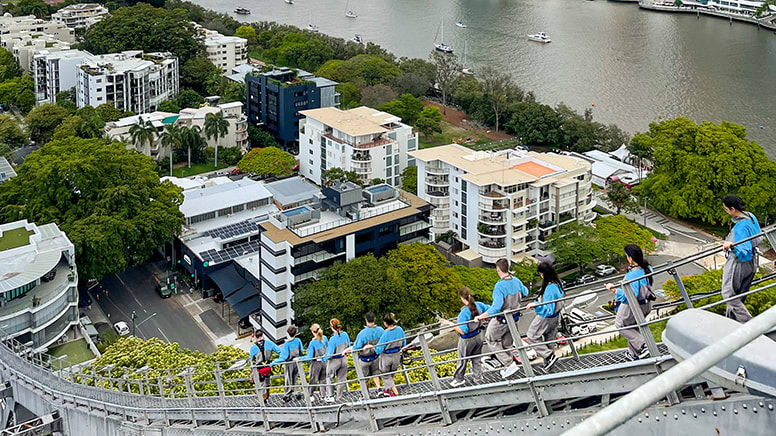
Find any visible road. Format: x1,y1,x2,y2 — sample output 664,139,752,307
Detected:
94,263,216,353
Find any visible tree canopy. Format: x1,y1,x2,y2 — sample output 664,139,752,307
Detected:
400,166,417,195
0,137,184,279
379,94,424,124
415,106,443,138
606,181,640,215
237,146,296,177
293,244,462,338
321,167,361,187
632,117,776,225
25,103,69,145
316,54,400,88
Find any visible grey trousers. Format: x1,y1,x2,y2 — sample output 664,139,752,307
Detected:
485,320,514,366
307,361,325,397
722,256,756,322
283,362,300,396
379,353,402,389
526,315,559,361
453,335,483,382
615,301,652,358
325,357,348,400
356,357,380,377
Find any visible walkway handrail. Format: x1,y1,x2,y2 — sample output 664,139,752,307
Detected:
561,304,776,436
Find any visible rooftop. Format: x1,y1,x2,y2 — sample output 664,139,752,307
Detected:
0,156,17,183
264,177,320,208
181,178,273,218
0,221,73,293
410,144,590,187
301,106,392,137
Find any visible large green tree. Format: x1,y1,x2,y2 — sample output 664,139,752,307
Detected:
505,101,562,147
321,167,361,187
632,117,776,225
400,166,417,195
547,222,603,272
0,48,23,83
316,54,400,87
379,94,424,124
594,215,656,263
237,146,296,177
0,138,184,279
429,50,460,114
247,125,279,149
0,115,27,150
25,103,69,145
606,181,640,215
81,4,202,65
415,106,443,138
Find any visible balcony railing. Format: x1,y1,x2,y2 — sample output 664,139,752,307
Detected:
479,200,509,211
427,189,449,198
479,212,506,225
351,152,371,162
477,225,506,237
426,165,449,175
352,137,392,150
426,175,448,187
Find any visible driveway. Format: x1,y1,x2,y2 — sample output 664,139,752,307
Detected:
94,263,216,353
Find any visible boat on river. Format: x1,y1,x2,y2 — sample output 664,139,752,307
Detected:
285,0,294,4
456,21,467,28
345,0,357,18
234,7,250,14
351,34,363,44
527,32,551,43
434,21,454,53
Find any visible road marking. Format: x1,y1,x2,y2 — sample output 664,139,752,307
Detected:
158,328,171,343
116,273,146,308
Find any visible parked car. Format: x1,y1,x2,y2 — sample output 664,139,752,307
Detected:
230,168,242,175
595,265,616,277
562,279,576,289
214,170,227,176
576,274,596,285
113,321,130,336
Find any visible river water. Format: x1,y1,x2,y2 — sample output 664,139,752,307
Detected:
194,0,776,157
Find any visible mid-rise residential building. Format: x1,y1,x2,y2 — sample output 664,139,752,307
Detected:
76,51,179,114
299,106,417,187
0,14,75,42
410,144,595,264
105,101,249,160
246,67,339,151
3,34,71,73
0,220,78,351
257,180,431,341
192,23,248,74
0,156,17,184
33,49,92,103
51,3,109,29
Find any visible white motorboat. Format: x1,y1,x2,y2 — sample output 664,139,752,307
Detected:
455,21,467,28
527,32,551,43
344,0,357,18
234,7,251,14
351,34,363,44
285,0,294,4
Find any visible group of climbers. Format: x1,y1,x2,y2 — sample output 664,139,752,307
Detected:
249,195,762,402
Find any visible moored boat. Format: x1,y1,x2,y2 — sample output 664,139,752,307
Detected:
234,7,251,15
527,32,551,43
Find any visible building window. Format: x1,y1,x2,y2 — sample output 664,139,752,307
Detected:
454,224,458,230
453,212,458,218
309,159,314,165
309,148,313,154
386,155,392,166
461,228,467,239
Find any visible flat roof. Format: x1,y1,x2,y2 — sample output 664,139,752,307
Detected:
265,177,320,207
0,156,17,182
0,221,72,293
513,161,556,178
301,107,389,137
261,191,429,246
0,227,33,252
181,179,272,218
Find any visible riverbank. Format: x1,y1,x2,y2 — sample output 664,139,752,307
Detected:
639,1,776,31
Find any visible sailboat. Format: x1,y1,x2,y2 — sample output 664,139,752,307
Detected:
461,40,474,75
307,11,319,32
344,0,357,18
434,21,453,53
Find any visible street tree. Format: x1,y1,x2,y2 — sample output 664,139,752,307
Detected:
25,103,69,145
0,137,184,279
429,50,460,114
632,117,776,225
204,112,229,166
606,181,640,215
547,222,602,273
237,146,296,177
0,115,27,150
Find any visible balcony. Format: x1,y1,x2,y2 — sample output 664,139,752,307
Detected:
427,187,449,198
351,151,371,162
351,137,393,150
294,250,345,266
477,224,506,237
479,198,509,211
479,211,506,225
478,238,507,260
400,220,432,236
426,165,449,176
425,175,448,187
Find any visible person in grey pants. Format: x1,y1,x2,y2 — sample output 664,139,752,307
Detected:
720,195,762,322
323,318,350,403
441,287,490,387
304,323,328,400
606,245,656,360
374,313,406,397
526,262,564,371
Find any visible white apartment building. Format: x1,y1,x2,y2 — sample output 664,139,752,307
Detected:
0,220,78,351
299,106,418,187
105,102,249,160
51,3,109,29
3,34,71,73
192,23,248,74
33,49,92,103
410,144,596,264
0,14,75,42
76,51,179,114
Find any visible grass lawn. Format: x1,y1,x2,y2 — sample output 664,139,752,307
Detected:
578,320,667,355
0,227,34,251
172,160,228,178
48,339,95,365
417,121,491,149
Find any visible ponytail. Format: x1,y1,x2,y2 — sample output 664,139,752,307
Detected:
459,287,478,318
310,323,323,341
624,244,653,286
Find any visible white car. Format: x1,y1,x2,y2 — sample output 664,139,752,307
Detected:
595,265,616,277
113,321,130,336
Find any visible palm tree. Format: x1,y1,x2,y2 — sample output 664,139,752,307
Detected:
129,117,155,156
204,112,230,167
158,124,183,176
183,125,203,168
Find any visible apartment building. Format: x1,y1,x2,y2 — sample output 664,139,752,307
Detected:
105,101,249,160
191,23,248,74
0,14,75,42
299,106,418,187
257,179,431,341
33,49,92,103
0,220,78,351
4,34,71,73
0,15,75,73
51,3,109,28
76,51,179,114
246,67,339,151
410,144,595,264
